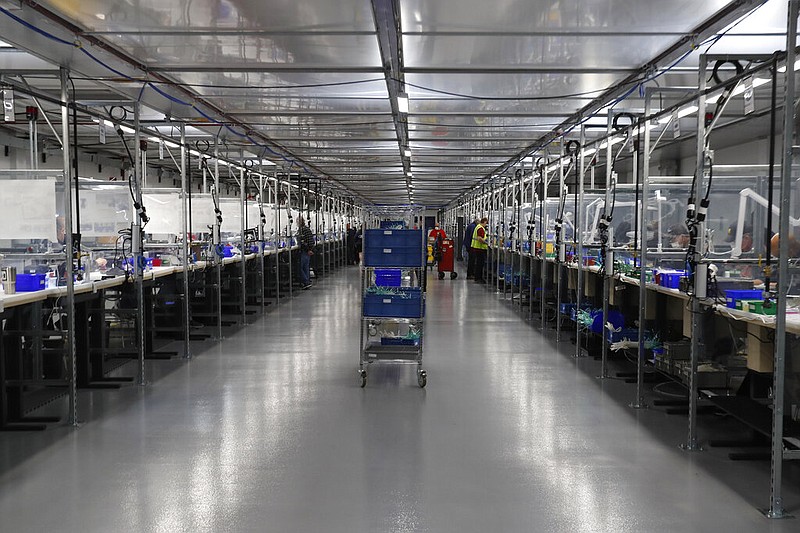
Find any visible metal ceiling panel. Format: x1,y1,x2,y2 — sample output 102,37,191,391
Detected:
40,0,377,32
202,96,392,115
404,35,679,70
98,33,382,69
405,73,619,100
400,0,731,33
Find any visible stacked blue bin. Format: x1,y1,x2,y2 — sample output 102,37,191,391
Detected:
363,229,425,319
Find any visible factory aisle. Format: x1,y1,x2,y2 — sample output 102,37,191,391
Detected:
0,267,797,532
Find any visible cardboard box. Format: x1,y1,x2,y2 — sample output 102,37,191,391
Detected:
747,323,774,373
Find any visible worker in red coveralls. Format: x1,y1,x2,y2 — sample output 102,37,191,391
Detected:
429,223,447,265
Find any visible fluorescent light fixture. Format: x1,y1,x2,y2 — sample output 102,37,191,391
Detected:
397,92,409,114
678,105,698,118
148,136,179,149
777,59,800,73
404,149,412,157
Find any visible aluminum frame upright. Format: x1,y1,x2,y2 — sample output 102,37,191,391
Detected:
575,128,587,358
600,116,615,379
179,124,191,359
632,103,648,410
59,67,78,425
767,0,799,518
132,102,148,384
239,152,247,325
540,162,550,331
556,143,566,343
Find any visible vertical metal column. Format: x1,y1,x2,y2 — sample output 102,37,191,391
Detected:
133,103,147,385
214,146,223,340
239,153,247,325
767,0,798,518
258,173,266,315
632,105,649,409
556,144,566,343
180,124,191,359
600,135,614,378
685,56,710,448
287,180,293,297
273,176,280,306
60,68,78,425
540,164,548,330
575,129,586,358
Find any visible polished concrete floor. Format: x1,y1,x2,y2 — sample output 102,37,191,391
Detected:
1,266,799,532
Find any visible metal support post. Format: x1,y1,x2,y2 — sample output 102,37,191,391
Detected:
576,128,586,358
273,177,280,306
180,124,191,359
239,152,247,325
684,58,709,446
287,180,293,297
258,173,266,315
60,68,78,426
556,144,566,342
766,0,799,518
132,102,147,385
632,105,648,409
214,148,223,340
541,165,548,330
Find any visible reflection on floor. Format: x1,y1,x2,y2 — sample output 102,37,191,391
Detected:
0,265,798,532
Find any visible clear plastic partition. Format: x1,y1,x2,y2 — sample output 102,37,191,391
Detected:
188,193,217,237
703,172,783,263
79,179,134,279
142,188,186,267
0,170,68,290
537,198,562,257
577,192,604,246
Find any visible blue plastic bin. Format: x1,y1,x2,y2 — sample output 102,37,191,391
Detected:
725,289,763,309
363,288,424,318
16,273,47,292
659,270,686,289
379,221,406,229
374,268,402,287
363,229,423,267
381,337,419,346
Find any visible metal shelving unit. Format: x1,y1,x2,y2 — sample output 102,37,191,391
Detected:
358,209,427,388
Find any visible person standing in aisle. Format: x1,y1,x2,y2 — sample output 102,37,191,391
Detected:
297,216,315,289
346,224,357,265
471,217,489,283
464,218,478,279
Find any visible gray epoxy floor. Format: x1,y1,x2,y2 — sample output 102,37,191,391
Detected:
1,267,799,532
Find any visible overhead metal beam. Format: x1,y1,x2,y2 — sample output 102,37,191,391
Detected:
148,65,385,73
404,66,636,74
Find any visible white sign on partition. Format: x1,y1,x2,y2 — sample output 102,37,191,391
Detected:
0,178,58,241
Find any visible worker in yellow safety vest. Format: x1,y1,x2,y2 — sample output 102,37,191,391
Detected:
471,217,489,283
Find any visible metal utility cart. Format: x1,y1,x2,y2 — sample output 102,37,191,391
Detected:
359,210,426,388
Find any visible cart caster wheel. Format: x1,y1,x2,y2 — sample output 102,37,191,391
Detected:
438,271,445,280
417,370,427,388
359,370,367,388
450,272,458,279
